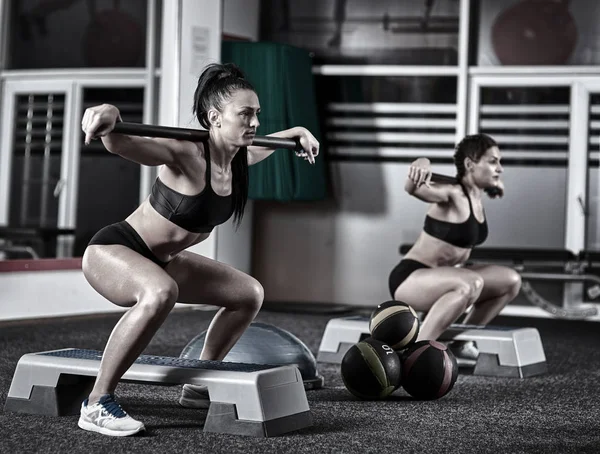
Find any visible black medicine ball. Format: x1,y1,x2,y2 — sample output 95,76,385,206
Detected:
400,340,458,400
370,300,420,350
341,337,401,400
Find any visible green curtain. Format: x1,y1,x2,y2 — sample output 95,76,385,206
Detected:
221,41,327,201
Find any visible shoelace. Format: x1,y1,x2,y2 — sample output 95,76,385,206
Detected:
100,395,127,418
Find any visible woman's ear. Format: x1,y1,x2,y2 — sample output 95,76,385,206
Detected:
207,109,221,128
464,157,474,172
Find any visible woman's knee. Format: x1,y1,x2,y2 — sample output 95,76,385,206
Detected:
227,277,264,313
244,279,264,313
455,273,484,304
138,280,179,316
506,269,522,295
81,247,99,282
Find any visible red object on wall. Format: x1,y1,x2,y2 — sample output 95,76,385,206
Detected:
491,0,577,65
0,258,82,272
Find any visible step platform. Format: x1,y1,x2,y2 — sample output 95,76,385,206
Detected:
4,348,312,437
317,316,547,378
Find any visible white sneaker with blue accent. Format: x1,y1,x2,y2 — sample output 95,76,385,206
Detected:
78,394,145,437
178,384,211,409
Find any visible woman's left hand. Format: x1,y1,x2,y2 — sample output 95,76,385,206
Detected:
293,127,320,165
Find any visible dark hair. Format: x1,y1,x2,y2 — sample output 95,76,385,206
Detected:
453,133,497,180
193,63,256,228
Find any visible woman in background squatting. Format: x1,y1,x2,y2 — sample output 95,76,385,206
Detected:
389,134,521,361
78,63,319,437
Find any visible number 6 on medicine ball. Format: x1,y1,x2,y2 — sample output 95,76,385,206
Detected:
340,337,401,400
369,300,420,350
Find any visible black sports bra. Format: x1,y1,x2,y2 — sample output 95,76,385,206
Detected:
149,142,235,233
423,184,488,248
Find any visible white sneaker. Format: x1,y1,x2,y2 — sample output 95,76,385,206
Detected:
179,384,211,409
78,394,145,437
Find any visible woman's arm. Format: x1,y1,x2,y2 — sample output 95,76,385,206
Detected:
101,135,194,167
405,158,455,203
247,126,319,165
82,104,195,168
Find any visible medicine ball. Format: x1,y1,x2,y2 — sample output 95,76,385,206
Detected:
370,300,420,350
400,340,458,400
341,337,401,400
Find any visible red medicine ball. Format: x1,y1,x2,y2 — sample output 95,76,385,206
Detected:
400,340,458,400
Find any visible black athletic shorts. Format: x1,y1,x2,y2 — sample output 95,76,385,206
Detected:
388,259,430,297
88,221,170,268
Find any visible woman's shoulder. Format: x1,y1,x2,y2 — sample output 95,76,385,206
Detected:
164,140,206,176
434,183,463,201
150,136,203,159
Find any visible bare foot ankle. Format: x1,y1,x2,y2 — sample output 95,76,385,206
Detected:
87,393,108,406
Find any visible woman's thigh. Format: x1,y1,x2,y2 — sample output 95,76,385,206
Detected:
393,266,482,312
165,251,263,308
464,263,522,302
83,245,177,307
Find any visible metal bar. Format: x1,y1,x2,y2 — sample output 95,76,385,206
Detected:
0,0,8,70
484,135,568,144
470,66,600,76
20,95,35,226
58,81,78,258
0,69,147,81
327,146,452,157
326,118,457,128
327,132,456,143
40,94,54,227
289,15,458,24
468,78,480,134
430,173,457,184
327,103,457,113
313,66,460,76
469,260,575,268
480,119,570,129
112,122,302,151
480,105,569,114
521,272,600,285
566,82,590,255
0,244,39,259
140,0,158,204
455,0,470,141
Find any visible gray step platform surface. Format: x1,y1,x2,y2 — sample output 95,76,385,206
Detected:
317,316,547,378
4,348,312,437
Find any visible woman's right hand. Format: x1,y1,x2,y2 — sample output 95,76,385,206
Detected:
81,104,121,145
408,157,432,188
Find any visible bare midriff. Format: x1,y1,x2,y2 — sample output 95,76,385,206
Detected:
403,231,471,268
125,198,209,262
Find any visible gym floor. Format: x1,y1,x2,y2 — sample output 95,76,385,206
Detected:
1,306,598,453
